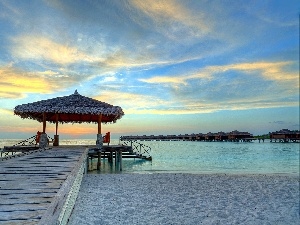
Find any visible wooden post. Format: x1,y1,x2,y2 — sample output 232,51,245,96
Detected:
53,113,59,146
115,150,117,169
97,152,101,170
120,151,122,171
55,114,58,135
98,114,102,134
108,151,113,163
42,112,46,134
90,156,93,169
85,156,89,173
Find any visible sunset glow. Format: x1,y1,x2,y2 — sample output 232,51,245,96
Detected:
0,0,298,139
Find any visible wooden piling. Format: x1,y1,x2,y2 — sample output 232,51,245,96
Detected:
86,156,89,174
115,150,118,169
120,151,122,171
97,151,101,170
108,151,113,163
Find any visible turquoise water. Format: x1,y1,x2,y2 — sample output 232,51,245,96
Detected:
128,141,299,175
1,139,299,175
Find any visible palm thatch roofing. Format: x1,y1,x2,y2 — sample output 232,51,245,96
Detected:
14,90,124,124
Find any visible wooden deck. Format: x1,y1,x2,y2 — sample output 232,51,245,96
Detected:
0,142,152,224
0,146,88,225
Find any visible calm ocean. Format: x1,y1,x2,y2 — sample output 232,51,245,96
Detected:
1,139,299,175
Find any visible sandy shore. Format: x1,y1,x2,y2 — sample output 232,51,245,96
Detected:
68,173,299,225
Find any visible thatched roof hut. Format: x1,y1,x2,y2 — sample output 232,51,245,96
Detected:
14,90,124,136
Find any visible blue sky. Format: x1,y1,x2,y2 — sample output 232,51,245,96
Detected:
0,0,299,139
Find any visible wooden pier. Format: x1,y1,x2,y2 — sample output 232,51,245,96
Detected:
0,141,152,224
0,146,87,225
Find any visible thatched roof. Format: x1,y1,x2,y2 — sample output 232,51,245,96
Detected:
14,90,124,124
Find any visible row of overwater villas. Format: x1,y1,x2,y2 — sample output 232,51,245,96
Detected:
120,130,256,142
121,129,300,142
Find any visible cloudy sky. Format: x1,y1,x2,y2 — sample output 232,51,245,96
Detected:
0,0,299,139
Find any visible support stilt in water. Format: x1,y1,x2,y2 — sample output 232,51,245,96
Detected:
120,151,122,171
108,151,113,163
97,151,101,170
115,150,118,170
85,156,89,174
90,156,93,169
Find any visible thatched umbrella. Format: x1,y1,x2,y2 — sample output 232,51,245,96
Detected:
14,90,124,145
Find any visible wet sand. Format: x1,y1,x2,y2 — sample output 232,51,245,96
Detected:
68,173,299,225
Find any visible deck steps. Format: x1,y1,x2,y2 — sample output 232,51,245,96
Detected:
88,143,152,162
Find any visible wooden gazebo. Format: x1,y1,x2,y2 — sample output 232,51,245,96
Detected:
14,90,124,146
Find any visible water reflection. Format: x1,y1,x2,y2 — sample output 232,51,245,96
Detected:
88,158,151,174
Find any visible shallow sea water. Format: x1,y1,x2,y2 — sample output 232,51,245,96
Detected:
1,139,299,175
111,140,299,175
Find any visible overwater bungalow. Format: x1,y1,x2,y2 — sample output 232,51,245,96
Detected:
205,132,215,141
269,129,300,142
227,130,254,141
215,132,228,141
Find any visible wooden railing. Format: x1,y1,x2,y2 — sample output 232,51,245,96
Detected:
1,135,54,159
120,139,152,159
13,135,38,146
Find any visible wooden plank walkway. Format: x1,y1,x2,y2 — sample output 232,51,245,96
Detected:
0,146,88,225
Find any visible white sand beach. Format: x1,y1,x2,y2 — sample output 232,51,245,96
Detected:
68,173,299,225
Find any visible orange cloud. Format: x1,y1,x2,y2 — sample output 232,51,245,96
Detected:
131,0,210,36
10,35,165,72
95,90,169,113
11,35,94,64
139,76,187,85
0,65,56,98
219,61,297,81
140,61,298,85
